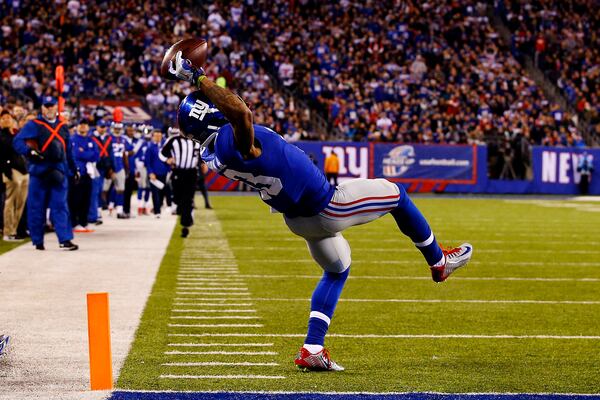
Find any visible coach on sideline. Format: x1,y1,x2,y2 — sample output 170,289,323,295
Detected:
160,127,201,238
13,96,79,251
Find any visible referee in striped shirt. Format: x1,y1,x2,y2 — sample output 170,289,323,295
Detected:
159,127,202,237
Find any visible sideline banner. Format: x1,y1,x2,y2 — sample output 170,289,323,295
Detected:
204,141,598,195
532,146,597,194
372,144,478,184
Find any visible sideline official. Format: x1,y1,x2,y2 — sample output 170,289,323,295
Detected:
160,127,200,238
13,96,79,251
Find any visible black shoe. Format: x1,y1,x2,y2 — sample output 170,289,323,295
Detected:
181,227,189,238
117,213,129,219
94,220,103,226
205,204,213,209
35,244,45,251
59,241,79,251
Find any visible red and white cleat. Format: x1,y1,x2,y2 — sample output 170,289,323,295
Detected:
430,243,473,282
294,347,344,372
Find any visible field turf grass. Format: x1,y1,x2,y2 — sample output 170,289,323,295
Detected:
117,195,600,394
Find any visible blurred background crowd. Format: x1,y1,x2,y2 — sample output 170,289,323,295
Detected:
1,0,598,182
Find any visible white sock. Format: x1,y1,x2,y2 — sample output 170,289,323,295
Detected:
117,205,123,214
303,344,323,353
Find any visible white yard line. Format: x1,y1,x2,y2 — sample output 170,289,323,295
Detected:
161,362,279,366
176,292,252,296
172,309,257,313
247,298,600,305
164,351,277,355
174,292,252,301
235,260,600,267
172,303,254,306
168,323,264,328
0,206,177,399
175,287,249,291
159,374,285,380
236,274,600,282
170,316,260,320
231,246,600,255
167,343,273,347
168,333,600,340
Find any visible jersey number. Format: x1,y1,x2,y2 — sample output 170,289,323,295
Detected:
223,169,282,200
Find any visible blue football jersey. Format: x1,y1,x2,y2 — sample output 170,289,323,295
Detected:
110,135,132,172
206,124,334,217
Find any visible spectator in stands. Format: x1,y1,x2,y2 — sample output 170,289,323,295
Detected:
0,109,28,241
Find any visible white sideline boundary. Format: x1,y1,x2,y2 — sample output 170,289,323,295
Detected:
0,206,177,400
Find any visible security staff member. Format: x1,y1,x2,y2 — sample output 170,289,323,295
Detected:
13,96,79,251
159,127,201,238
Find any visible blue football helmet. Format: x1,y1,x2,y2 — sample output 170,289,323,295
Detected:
177,91,228,143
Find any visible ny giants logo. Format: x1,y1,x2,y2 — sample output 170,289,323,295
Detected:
189,100,217,121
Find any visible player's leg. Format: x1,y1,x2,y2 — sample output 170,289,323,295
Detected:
301,235,349,371
285,215,348,371
320,178,471,281
115,170,127,218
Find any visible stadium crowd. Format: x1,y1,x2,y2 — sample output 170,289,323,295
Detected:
0,0,596,200
0,0,310,139
495,0,600,143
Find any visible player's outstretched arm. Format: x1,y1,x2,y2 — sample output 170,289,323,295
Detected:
197,78,259,158
169,51,259,158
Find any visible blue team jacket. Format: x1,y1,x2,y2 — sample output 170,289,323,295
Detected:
13,115,76,177
145,142,170,176
71,133,100,176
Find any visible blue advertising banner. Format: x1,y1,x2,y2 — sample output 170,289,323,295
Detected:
372,144,478,184
532,146,597,194
295,142,369,181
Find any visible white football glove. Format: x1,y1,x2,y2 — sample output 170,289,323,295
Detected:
168,51,204,84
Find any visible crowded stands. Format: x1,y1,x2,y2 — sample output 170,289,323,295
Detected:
0,0,597,245
495,0,600,143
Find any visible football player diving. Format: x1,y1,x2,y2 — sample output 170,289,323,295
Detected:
169,51,473,372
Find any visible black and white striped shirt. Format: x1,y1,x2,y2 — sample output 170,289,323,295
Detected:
159,135,201,170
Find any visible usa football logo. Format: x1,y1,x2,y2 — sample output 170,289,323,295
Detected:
383,145,415,177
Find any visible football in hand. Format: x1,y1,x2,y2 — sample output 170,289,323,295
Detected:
160,38,208,79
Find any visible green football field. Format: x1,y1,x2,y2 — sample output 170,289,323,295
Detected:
118,195,600,394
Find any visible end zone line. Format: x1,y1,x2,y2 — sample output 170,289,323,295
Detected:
159,374,285,380
164,351,277,355
167,333,600,340
162,362,279,366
